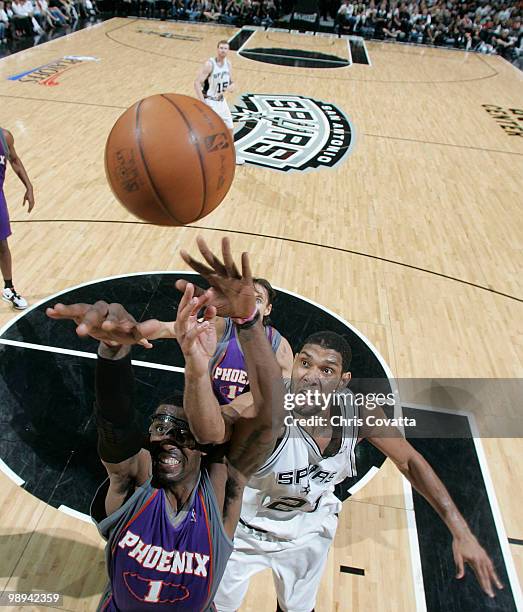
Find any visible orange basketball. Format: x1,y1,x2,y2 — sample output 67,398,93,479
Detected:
104,93,235,226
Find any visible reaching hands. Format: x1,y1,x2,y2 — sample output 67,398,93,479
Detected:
176,236,256,319
175,283,217,377
45,301,164,349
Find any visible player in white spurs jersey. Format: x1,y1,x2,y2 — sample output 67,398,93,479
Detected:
194,40,245,165
176,323,500,612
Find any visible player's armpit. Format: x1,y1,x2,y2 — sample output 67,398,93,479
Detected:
226,416,277,479
208,458,248,539
102,449,152,516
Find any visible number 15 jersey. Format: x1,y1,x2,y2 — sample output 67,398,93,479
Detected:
239,389,359,540
203,57,231,100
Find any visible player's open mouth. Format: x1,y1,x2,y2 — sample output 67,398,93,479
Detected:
159,457,180,466
155,449,184,470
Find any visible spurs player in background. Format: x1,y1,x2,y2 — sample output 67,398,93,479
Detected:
194,40,245,165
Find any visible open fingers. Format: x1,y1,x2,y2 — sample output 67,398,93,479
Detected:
196,236,228,276
241,251,253,282
177,282,195,315
184,320,210,346
175,279,206,298
180,249,215,278
177,286,199,328
489,562,503,591
455,553,465,580
46,303,90,321
76,301,109,337
130,325,153,349
222,237,241,278
470,559,495,598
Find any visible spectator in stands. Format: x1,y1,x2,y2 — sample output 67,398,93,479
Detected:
10,0,35,35
221,0,241,24
201,0,220,20
48,0,72,21
0,0,9,42
493,27,516,58
186,0,202,20
34,0,58,26
336,0,356,32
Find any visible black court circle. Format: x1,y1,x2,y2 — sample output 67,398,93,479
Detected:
0,272,394,515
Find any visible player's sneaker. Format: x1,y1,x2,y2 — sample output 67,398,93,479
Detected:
2,288,28,310
236,156,246,166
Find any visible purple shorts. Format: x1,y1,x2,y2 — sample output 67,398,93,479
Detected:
0,193,11,241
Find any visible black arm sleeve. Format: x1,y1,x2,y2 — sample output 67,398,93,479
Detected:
94,353,145,464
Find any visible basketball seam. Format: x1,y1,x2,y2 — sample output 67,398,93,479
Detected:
135,98,185,226
160,94,207,221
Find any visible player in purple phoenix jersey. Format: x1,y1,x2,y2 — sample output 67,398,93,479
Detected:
0,127,34,310
46,238,285,611
209,278,293,406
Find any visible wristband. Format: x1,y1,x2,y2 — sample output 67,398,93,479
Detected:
232,306,258,326
234,310,261,330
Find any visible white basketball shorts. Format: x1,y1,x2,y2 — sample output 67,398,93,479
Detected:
204,98,234,130
215,513,338,612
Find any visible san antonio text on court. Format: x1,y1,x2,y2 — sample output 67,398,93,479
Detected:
283,414,416,428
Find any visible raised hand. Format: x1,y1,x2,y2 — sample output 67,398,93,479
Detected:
176,236,255,319
46,302,161,349
174,283,217,377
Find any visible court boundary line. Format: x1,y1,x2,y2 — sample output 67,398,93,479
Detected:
9,220,523,304
403,402,523,611
402,475,427,612
58,504,93,523
102,18,500,84
0,339,185,373
346,35,353,66
0,92,520,157
0,459,25,486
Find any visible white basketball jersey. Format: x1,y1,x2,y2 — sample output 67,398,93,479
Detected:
240,390,359,540
204,58,231,99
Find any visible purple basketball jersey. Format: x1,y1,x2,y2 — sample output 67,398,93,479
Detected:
104,486,215,611
0,129,12,241
211,321,279,405
0,132,6,190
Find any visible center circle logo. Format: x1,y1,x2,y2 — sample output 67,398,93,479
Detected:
0,272,392,515
232,94,354,172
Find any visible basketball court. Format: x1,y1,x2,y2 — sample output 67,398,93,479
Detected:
0,18,522,611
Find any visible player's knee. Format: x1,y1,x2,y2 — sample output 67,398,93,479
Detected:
0,240,9,255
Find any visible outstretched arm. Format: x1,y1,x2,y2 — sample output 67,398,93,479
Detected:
365,419,503,598
46,302,153,516
4,129,34,213
177,237,285,538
